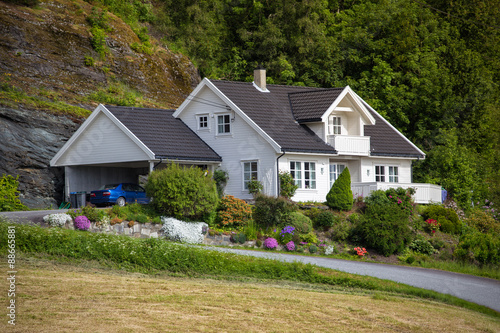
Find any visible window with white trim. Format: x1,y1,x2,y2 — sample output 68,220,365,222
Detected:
243,161,258,190
217,114,231,134
388,166,399,183
375,166,399,183
329,163,346,188
290,161,316,189
197,115,208,130
328,115,342,135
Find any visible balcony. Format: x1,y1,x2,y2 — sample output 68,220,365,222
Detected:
328,135,370,156
351,182,443,204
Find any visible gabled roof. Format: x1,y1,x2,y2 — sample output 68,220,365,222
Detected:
289,88,344,122
106,106,222,162
209,80,337,154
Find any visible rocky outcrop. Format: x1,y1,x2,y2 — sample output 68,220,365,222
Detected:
0,107,78,208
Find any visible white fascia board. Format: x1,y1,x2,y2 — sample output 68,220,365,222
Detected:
321,86,376,125
354,92,426,159
175,78,282,153
50,104,155,167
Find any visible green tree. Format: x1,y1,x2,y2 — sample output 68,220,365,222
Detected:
326,167,353,211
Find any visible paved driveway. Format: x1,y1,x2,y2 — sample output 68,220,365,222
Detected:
206,247,500,313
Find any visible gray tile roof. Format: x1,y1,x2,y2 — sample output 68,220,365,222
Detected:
210,80,337,154
106,105,222,162
210,80,424,158
289,88,344,122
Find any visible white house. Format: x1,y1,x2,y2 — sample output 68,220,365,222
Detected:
173,69,441,204
51,69,442,204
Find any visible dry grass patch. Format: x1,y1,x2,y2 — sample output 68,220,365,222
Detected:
0,258,499,333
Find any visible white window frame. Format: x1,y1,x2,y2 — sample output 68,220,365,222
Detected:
242,161,258,190
290,161,316,189
197,114,209,130
375,165,399,183
328,115,342,135
329,163,346,188
217,114,231,135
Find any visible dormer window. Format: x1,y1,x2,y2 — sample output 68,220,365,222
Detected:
217,114,231,134
328,115,341,135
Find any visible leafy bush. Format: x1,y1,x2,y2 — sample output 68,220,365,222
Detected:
454,230,500,266
422,205,461,234
309,245,318,253
385,187,416,217
281,212,312,234
253,194,297,228
216,195,252,227
355,202,413,256
146,163,218,221
43,213,72,227
0,174,28,212
409,235,436,255
135,214,149,223
329,219,352,242
160,217,207,244
278,226,295,245
213,169,229,198
74,216,90,231
300,231,318,244
465,208,499,234
315,210,337,229
69,205,104,222
263,237,278,250
326,167,353,211
247,180,263,197
279,171,298,199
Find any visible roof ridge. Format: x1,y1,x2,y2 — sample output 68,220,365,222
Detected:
105,105,175,112
209,79,335,90
288,87,344,95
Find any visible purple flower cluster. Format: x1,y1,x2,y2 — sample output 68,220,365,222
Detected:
280,226,295,237
74,215,90,231
263,237,278,250
285,241,295,251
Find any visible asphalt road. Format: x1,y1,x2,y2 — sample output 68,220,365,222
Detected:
205,247,500,313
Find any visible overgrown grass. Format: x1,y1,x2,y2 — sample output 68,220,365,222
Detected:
87,81,144,107
0,81,90,117
1,221,498,318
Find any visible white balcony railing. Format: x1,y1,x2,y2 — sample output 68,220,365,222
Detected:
328,135,370,156
351,182,443,204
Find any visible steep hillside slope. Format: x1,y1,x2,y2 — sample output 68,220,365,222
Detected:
0,0,200,208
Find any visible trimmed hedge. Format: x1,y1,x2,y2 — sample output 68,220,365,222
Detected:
326,167,353,211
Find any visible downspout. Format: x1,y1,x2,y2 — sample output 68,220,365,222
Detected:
276,151,285,197
153,158,163,170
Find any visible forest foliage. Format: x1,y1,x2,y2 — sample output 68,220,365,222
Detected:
67,0,500,208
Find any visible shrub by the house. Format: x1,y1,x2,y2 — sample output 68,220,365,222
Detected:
279,171,298,199
454,230,499,265
422,204,461,234
315,210,338,229
253,194,297,228
282,212,312,234
145,163,218,220
326,167,353,211
216,195,252,227
354,195,413,256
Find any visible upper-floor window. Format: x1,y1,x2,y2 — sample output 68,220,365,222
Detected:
290,161,316,189
217,114,231,134
375,165,399,183
197,115,208,130
329,163,345,188
328,115,342,135
243,161,258,190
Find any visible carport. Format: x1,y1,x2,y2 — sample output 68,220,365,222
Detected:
50,104,222,203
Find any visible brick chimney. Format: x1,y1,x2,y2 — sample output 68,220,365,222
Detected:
253,65,269,92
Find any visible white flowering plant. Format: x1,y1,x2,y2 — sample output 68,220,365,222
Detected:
160,217,208,244
43,213,72,227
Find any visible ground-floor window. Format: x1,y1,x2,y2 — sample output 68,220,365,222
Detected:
290,161,316,189
329,163,346,188
375,165,399,183
243,161,258,190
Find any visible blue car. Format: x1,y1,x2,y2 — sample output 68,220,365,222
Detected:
90,183,150,207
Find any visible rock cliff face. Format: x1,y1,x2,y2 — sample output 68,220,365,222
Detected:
0,107,78,208
0,0,201,208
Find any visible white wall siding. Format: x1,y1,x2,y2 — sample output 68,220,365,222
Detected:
178,87,278,200
56,112,151,166
360,157,412,183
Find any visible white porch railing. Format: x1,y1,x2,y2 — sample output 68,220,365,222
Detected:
351,182,443,204
327,135,370,156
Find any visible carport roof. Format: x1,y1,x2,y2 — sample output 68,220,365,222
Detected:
106,105,222,162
